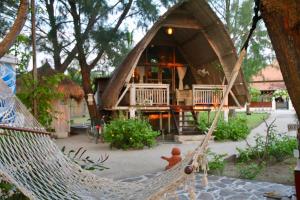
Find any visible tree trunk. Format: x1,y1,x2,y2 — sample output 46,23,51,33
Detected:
260,0,300,118
0,0,29,58
81,65,99,119
31,0,38,117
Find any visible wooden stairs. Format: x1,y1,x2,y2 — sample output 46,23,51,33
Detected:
170,106,205,144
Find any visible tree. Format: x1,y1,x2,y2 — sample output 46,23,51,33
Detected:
35,0,178,119
208,0,274,81
0,0,29,58
260,0,300,118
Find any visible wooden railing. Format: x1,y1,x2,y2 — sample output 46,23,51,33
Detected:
129,83,169,106
192,85,227,106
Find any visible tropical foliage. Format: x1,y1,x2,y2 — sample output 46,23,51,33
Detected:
61,146,109,171
214,117,250,141
17,73,64,128
208,0,275,81
250,87,261,102
273,89,289,99
103,118,159,150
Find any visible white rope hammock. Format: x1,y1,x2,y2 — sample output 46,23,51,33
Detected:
0,50,246,199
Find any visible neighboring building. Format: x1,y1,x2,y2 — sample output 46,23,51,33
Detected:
251,60,285,98
17,64,85,138
250,60,291,110
95,0,249,142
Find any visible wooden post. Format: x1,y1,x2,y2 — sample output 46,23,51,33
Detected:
129,108,136,118
129,84,136,106
159,112,164,140
179,109,182,134
272,97,276,111
224,109,229,122
159,112,163,130
31,0,38,118
168,111,171,134
129,84,136,118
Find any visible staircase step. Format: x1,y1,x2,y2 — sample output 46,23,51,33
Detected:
179,125,196,128
179,120,195,122
174,135,209,144
181,130,201,134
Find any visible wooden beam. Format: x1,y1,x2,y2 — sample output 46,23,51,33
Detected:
162,23,201,30
249,80,285,83
162,15,201,30
114,84,130,107
229,90,241,108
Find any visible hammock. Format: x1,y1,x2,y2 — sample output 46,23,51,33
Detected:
0,0,265,196
0,57,228,200
0,48,247,199
0,0,269,197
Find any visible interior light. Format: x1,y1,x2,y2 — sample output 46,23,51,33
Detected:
166,27,173,35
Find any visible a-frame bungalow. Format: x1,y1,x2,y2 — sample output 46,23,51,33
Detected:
96,0,249,142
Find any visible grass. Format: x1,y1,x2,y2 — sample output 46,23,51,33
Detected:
198,111,269,130
236,112,269,129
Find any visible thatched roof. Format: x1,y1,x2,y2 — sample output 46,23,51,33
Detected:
17,63,84,102
57,79,84,102
101,0,249,108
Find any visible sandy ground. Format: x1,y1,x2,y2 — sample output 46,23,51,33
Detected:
55,110,297,180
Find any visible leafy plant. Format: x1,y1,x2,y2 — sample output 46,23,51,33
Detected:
237,120,297,163
0,176,28,199
103,118,159,150
17,73,64,128
208,151,227,175
237,163,263,179
250,87,261,102
61,146,109,171
214,117,249,141
273,89,289,99
198,117,209,133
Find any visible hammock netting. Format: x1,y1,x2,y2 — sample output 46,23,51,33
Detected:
0,48,245,199
0,79,199,200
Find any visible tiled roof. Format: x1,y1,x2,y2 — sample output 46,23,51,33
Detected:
250,60,286,91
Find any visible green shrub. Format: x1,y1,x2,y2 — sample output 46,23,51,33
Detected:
237,123,297,163
268,136,297,162
250,87,261,102
103,118,159,150
238,163,263,179
0,177,28,199
17,73,64,128
198,117,209,133
208,151,227,175
214,117,249,141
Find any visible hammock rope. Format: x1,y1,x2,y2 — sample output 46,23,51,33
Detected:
184,0,262,183
0,1,262,199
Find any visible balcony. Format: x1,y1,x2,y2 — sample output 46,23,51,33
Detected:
129,83,170,106
115,83,227,109
192,85,227,106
